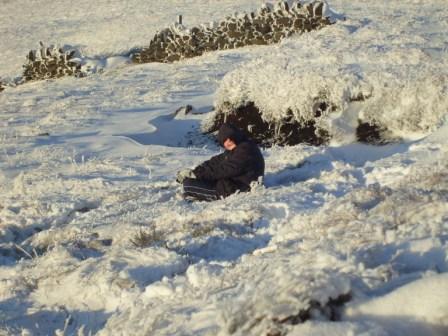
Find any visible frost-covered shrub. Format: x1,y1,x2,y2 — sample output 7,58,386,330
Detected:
205,48,448,146
204,64,372,146
23,42,84,82
132,1,338,64
360,73,448,140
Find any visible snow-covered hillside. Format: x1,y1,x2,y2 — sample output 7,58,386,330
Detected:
1,1,447,335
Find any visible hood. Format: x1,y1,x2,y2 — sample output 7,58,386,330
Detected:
217,123,247,146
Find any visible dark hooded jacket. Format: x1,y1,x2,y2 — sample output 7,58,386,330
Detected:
193,123,265,197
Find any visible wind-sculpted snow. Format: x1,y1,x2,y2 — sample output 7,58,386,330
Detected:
1,0,448,335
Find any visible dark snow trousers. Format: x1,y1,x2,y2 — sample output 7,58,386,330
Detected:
182,178,218,202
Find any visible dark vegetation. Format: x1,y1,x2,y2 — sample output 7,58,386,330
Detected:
205,102,330,147
204,93,389,147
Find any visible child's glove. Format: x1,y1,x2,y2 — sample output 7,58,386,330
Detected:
176,169,196,183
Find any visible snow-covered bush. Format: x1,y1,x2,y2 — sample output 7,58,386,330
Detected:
205,25,448,146
204,64,372,146
132,1,338,64
22,42,84,82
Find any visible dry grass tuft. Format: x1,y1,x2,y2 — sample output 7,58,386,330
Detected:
130,227,165,248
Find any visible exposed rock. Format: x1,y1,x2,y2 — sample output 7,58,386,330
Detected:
174,105,194,116
22,42,84,82
132,1,335,64
314,2,324,17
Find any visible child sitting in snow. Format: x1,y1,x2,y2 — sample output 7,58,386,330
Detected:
176,123,265,201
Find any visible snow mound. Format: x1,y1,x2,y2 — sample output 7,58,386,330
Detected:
345,273,448,335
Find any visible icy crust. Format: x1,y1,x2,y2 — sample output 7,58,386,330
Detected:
213,22,448,144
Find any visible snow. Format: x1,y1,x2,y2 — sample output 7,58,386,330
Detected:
1,0,448,335
345,273,448,336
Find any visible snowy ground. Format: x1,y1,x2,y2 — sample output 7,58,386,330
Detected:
1,0,447,335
